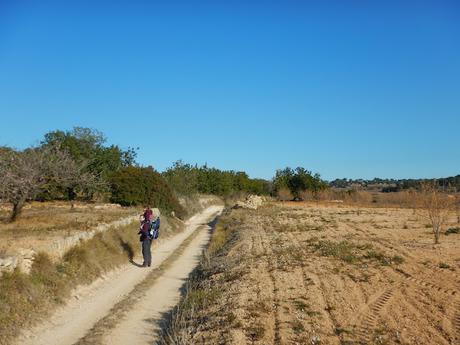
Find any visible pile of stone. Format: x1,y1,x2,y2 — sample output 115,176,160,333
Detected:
0,249,35,274
234,195,264,210
0,256,18,272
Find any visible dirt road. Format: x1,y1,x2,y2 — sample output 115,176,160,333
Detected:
15,205,223,345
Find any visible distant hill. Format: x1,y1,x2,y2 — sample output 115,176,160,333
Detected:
329,175,460,192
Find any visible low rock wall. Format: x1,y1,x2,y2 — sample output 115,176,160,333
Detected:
0,214,138,274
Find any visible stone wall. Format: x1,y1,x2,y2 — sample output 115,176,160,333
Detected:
0,214,138,275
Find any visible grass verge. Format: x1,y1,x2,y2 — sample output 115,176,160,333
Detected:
158,210,241,344
0,216,182,345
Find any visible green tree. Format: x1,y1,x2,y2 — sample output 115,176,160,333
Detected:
163,161,271,197
163,160,199,195
40,127,137,200
109,166,185,218
273,167,327,200
41,127,137,177
273,168,294,194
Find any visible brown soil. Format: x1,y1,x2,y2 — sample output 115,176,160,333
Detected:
177,202,460,345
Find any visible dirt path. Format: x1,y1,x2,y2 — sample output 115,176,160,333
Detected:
101,220,212,345
15,205,223,345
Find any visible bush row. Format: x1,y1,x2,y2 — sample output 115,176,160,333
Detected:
163,161,271,197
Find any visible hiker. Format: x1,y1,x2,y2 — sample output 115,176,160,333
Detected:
139,218,152,267
138,207,160,267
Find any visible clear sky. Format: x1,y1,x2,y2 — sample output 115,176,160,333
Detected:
0,1,459,180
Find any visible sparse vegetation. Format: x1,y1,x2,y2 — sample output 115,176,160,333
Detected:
445,227,460,235
0,220,142,344
309,240,402,266
155,202,459,344
245,324,265,341
438,262,451,269
418,182,456,244
158,211,242,344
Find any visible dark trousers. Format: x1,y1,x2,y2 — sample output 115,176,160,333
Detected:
142,238,152,266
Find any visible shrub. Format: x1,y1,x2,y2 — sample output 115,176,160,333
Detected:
299,190,315,201
277,188,293,201
445,227,460,235
273,167,327,200
109,166,185,218
311,240,404,266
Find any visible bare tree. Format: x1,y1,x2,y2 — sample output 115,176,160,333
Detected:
0,145,104,221
418,182,456,244
456,195,460,224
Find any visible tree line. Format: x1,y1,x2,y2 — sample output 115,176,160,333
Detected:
0,127,335,221
162,161,271,197
330,176,460,192
0,127,185,221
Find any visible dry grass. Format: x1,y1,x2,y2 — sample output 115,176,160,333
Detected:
310,240,404,266
0,220,142,345
0,201,137,255
158,211,243,345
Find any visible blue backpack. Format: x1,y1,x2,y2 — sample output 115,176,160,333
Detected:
150,217,160,239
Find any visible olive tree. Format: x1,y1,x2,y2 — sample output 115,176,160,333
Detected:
0,145,103,221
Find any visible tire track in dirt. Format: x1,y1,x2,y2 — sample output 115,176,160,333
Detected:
263,227,281,345
247,223,280,345
344,222,409,255
315,276,343,343
353,288,396,344
286,222,401,344
345,221,460,289
275,204,459,344
267,261,282,345
389,268,459,344
328,215,458,344
454,300,460,344
394,268,458,296
422,263,460,286
345,269,456,345
285,232,341,344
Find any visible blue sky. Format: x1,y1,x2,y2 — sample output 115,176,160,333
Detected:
0,1,459,180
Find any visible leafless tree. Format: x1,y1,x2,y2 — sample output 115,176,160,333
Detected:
0,145,104,221
418,182,456,244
